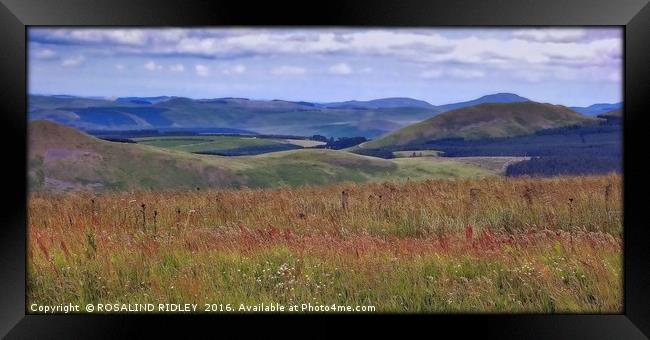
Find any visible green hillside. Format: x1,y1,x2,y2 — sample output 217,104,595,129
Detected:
360,102,597,149
28,121,496,192
134,135,287,153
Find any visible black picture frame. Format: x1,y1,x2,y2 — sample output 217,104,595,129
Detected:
1,0,649,338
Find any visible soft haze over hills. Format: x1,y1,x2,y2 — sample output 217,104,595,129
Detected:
29,94,438,138
30,92,615,138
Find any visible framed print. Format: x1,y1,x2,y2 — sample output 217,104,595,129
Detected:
1,0,649,338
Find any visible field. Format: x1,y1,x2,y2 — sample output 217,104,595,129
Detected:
453,157,531,173
393,150,442,158
28,174,622,313
135,136,301,156
282,139,327,147
391,152,528,174
133,135,298,155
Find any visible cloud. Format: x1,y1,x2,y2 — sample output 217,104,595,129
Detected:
30,28,620,67
115,64,125,72
223,64,246,75
144,60,163,71
195,64,209,77
30,28,622,85
29,28,455,60
328,63,352,75
33,48,56,60
607,71,622,83
61,55,85,67
420,69,443,79
421,68,484,79
31,29,620,71
511,69,546,82
270,65,306,75
32,28,148,46
447,69,485,79
512,28,587,43
506,62,621,83
169,64,185,72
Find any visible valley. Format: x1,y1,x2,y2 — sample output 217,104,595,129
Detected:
27,93,623,313
28,93,623,192
29,120,502,192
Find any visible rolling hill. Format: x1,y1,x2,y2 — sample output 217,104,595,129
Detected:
324,97,435,109
359,102,597,149
114,96,172,105
325,93,531,111
28,120,496,192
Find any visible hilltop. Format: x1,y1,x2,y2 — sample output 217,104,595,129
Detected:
435,93,530,112
360,102,596,149
324,97,434,109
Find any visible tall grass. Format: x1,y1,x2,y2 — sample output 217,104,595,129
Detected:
27,174,622,313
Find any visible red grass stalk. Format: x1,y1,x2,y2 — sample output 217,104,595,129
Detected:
60,240,71,261
35,235,49,259
465,224,474,243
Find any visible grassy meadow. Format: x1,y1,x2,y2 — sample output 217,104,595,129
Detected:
134,135,287,153
393,150,442,158
29,120,502,192
28,174,622,313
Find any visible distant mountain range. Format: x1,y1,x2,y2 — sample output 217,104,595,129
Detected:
29,93,618,138
29,95,438,138
570,102,622,116
115,96,172,105
323,97,435,109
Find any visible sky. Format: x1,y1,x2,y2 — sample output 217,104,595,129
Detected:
28,27,622,107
